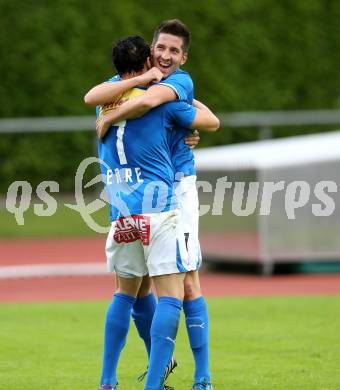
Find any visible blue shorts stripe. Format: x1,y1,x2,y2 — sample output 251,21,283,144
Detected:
176,240,187,273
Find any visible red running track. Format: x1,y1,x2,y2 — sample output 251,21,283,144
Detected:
1,238,340,303
1,274,340,303
0,237,106,266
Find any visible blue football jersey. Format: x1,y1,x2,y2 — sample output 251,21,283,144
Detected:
158,68,196,178
97,83,197,222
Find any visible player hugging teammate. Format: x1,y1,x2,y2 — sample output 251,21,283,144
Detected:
85,20,219,390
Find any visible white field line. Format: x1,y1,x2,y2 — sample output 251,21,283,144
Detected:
0,263,107,279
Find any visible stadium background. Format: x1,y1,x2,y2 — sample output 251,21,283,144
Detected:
1,0,340,192
1,1,340,389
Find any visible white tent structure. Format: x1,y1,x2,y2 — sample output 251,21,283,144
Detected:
194,131,340,274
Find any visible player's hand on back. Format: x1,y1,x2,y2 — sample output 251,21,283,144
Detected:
138,67,163,86
96,112,113,139
185,130,200,149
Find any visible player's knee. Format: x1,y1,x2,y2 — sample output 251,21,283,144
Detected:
137,275,152,297
157,284,185,301
116,286,137,296
177,286,185,301
184,276,201,300
137,286,152,298
116,276,142,297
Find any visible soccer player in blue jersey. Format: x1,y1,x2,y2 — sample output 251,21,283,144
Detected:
91,36,219,390
85,20,214,390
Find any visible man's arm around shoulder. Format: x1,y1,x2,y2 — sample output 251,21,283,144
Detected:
83,67,164,106
94,84,178,128
190,100,220,132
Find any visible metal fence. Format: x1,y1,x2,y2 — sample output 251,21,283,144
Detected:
2,110,340,138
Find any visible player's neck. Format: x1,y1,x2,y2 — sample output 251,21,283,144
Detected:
121,70,144,80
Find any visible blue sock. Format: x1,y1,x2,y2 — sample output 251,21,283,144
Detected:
100,292,136,386
145,296,182,390
131,292,157,358
183,296,211,383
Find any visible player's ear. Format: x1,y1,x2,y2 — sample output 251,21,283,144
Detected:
150,47,155,67
180,52,188,66
146,57,152,70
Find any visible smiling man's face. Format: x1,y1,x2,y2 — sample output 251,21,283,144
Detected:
151,33,188,78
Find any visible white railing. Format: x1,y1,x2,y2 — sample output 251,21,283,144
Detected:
1,110,340,139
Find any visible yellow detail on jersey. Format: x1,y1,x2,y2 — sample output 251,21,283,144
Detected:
99,87,146,116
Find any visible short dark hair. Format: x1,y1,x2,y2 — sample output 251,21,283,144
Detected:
112,35,150,76
152,19,191,53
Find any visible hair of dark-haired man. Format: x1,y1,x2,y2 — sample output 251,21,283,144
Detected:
152,19,191,53
112,35,150,76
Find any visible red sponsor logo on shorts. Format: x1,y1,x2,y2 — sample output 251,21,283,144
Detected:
113,215,151,245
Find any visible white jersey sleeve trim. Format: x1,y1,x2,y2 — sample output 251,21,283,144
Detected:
158,82,181,100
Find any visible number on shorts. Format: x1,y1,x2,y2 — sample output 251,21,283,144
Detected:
184,232,189,251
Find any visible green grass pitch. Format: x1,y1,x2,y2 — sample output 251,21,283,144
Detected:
0,200,109,238
1,296,340,389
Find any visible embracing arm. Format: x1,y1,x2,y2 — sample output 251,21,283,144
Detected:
84,67,163,106
100,84,177,120
95,84,178,139
84,78,141,106
189,99,220,132
183,101,219,149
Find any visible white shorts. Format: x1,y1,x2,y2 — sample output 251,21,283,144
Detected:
175,175,202,270
105,209,196,278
